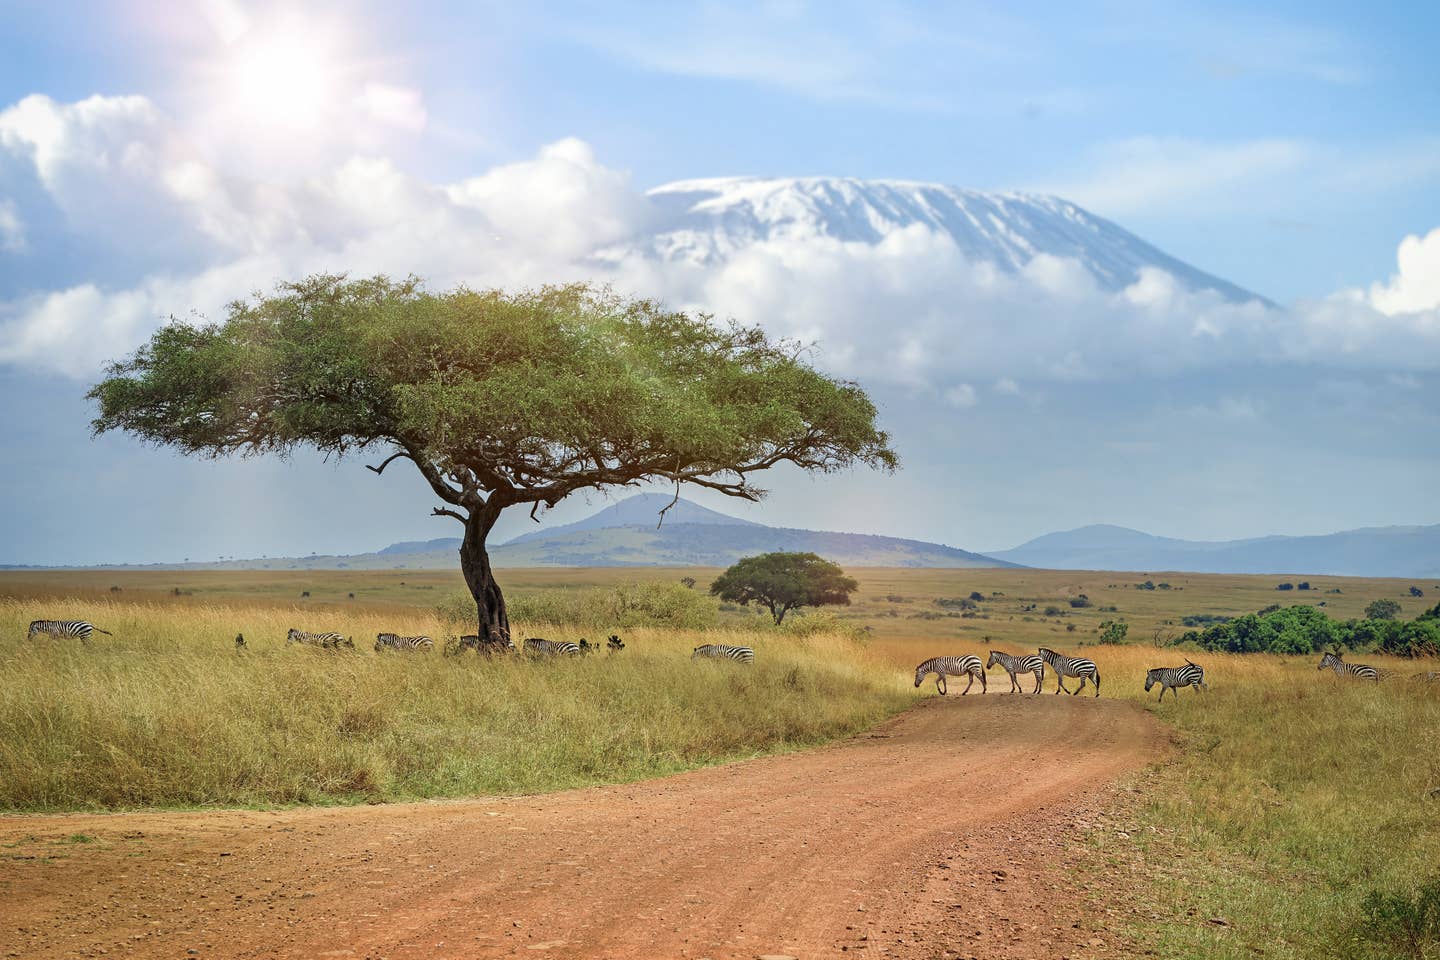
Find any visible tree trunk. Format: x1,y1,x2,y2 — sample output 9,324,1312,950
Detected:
458,509,510,646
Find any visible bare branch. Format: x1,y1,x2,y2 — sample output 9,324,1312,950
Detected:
657,457,682,529
365,451,411,475
432,507,466,523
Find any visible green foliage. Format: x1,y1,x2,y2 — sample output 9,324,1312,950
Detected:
1136,580,1156,591
89,277,898,634
1069,596,1092,608
1367,598,1403,621
1180,603,1440,657
1098,619,1129,643
710,552,859,624
934,597,977,610
1355,880,1440,958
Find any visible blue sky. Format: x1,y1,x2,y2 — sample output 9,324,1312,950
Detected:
1,1,1438,564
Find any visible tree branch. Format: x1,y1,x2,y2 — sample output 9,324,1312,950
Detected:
432,507,467,523
366,451,411,475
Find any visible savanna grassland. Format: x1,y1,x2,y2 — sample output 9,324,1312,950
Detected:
3,565,1439,958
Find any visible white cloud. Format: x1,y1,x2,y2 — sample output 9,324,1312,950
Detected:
1368,227,1440,315
0,198,24,252
1,92,1437,386
943,384,978,408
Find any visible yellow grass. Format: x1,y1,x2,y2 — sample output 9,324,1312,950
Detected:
4,567,1438,957
0,596,913,811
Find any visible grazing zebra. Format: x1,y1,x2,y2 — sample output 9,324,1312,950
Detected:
1317,651,1379,681
286,628,353,649
1144,661,1207,701
27,620,112,644
1036,647,1101,697
455,634,515,656
374,632,434,652
914,655,987,695
606,634,625,654
1411,671,1440,683
235,633,247,650
523,638,581,657
986,650,1046,694
692,644,755,664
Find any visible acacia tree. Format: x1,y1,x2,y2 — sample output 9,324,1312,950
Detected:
710,552,859,624
89,276,896,644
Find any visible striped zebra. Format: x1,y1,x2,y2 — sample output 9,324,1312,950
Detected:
523,638,581,657
606,634,625,654
1144,661,1207,701
692,644,755,664
375,632,434,652
27,620,112,644
1036,647,1101,697
1317,651,1379,681
287,628,354,649
986,650,1046,694
1411,671,1440,683
914,655,987,695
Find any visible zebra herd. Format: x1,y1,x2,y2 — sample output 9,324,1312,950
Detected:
1316,650,1440,684
916,647,1106,697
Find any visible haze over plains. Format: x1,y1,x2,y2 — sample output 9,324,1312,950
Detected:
1,2,1437,565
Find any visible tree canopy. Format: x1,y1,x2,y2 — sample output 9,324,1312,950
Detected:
89,276,897,641
709,551,859,624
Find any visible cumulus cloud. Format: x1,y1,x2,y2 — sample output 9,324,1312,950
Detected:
1,92,1438,385
1368,227,1440,315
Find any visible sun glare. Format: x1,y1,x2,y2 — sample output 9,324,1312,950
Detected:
227,32,333,126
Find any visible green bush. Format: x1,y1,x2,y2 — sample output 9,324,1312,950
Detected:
1356,880,1440,958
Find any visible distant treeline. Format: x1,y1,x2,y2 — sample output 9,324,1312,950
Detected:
1177,602,1440,657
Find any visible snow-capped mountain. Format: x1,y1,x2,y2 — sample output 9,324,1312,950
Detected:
605,176,1266,304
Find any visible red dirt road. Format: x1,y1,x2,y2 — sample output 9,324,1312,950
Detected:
1,696,1166,960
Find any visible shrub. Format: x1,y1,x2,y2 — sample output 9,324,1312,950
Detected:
1098,620,1129,644
934,597,977,610
1355,880,1440,958
968,591,985,602
1297,581,1311,590
1069,596,1092,609
1043,605,1065,617
1277,582,1295,591
1366,599,1403,621
1410,586,1425,598
1136,580,1156,591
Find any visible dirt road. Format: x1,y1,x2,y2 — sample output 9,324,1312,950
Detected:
1,695,1166,960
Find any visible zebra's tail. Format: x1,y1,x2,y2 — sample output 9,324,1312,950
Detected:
1093,670,1101,697
93,628,113,635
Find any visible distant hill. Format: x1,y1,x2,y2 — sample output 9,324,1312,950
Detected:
990,523,1440,577
39,494,1016,570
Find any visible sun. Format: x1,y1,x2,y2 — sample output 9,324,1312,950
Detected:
226,32,334,128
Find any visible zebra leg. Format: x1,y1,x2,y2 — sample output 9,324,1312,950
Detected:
1157,685,1167,702
1055,675,1068,694
1009,670,1020,694
961,674,975,695
979,670,986,694
1071,676,1085,695
1033,671,1044,694
936,675,946,695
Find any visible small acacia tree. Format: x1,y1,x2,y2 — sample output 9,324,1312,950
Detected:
89,277,896,644
709,551,859,624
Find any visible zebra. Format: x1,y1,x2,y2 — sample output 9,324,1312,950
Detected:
235,633,247,650
374,632,434,652
1036,647,1101,697
692,644,755,664
606,634,625,654
454,634,515,656
1317,651,1379,681
287,628,353,649
523,638,581,657
1411,671,1440,683
1144,661,1207,701
985,650,1046,694
914,655,987,695
27,620,112,644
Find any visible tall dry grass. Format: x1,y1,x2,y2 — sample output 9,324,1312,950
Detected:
1085,643,1440,959
0,598,913,811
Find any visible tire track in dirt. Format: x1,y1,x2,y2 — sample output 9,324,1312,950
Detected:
0,695,1167,959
